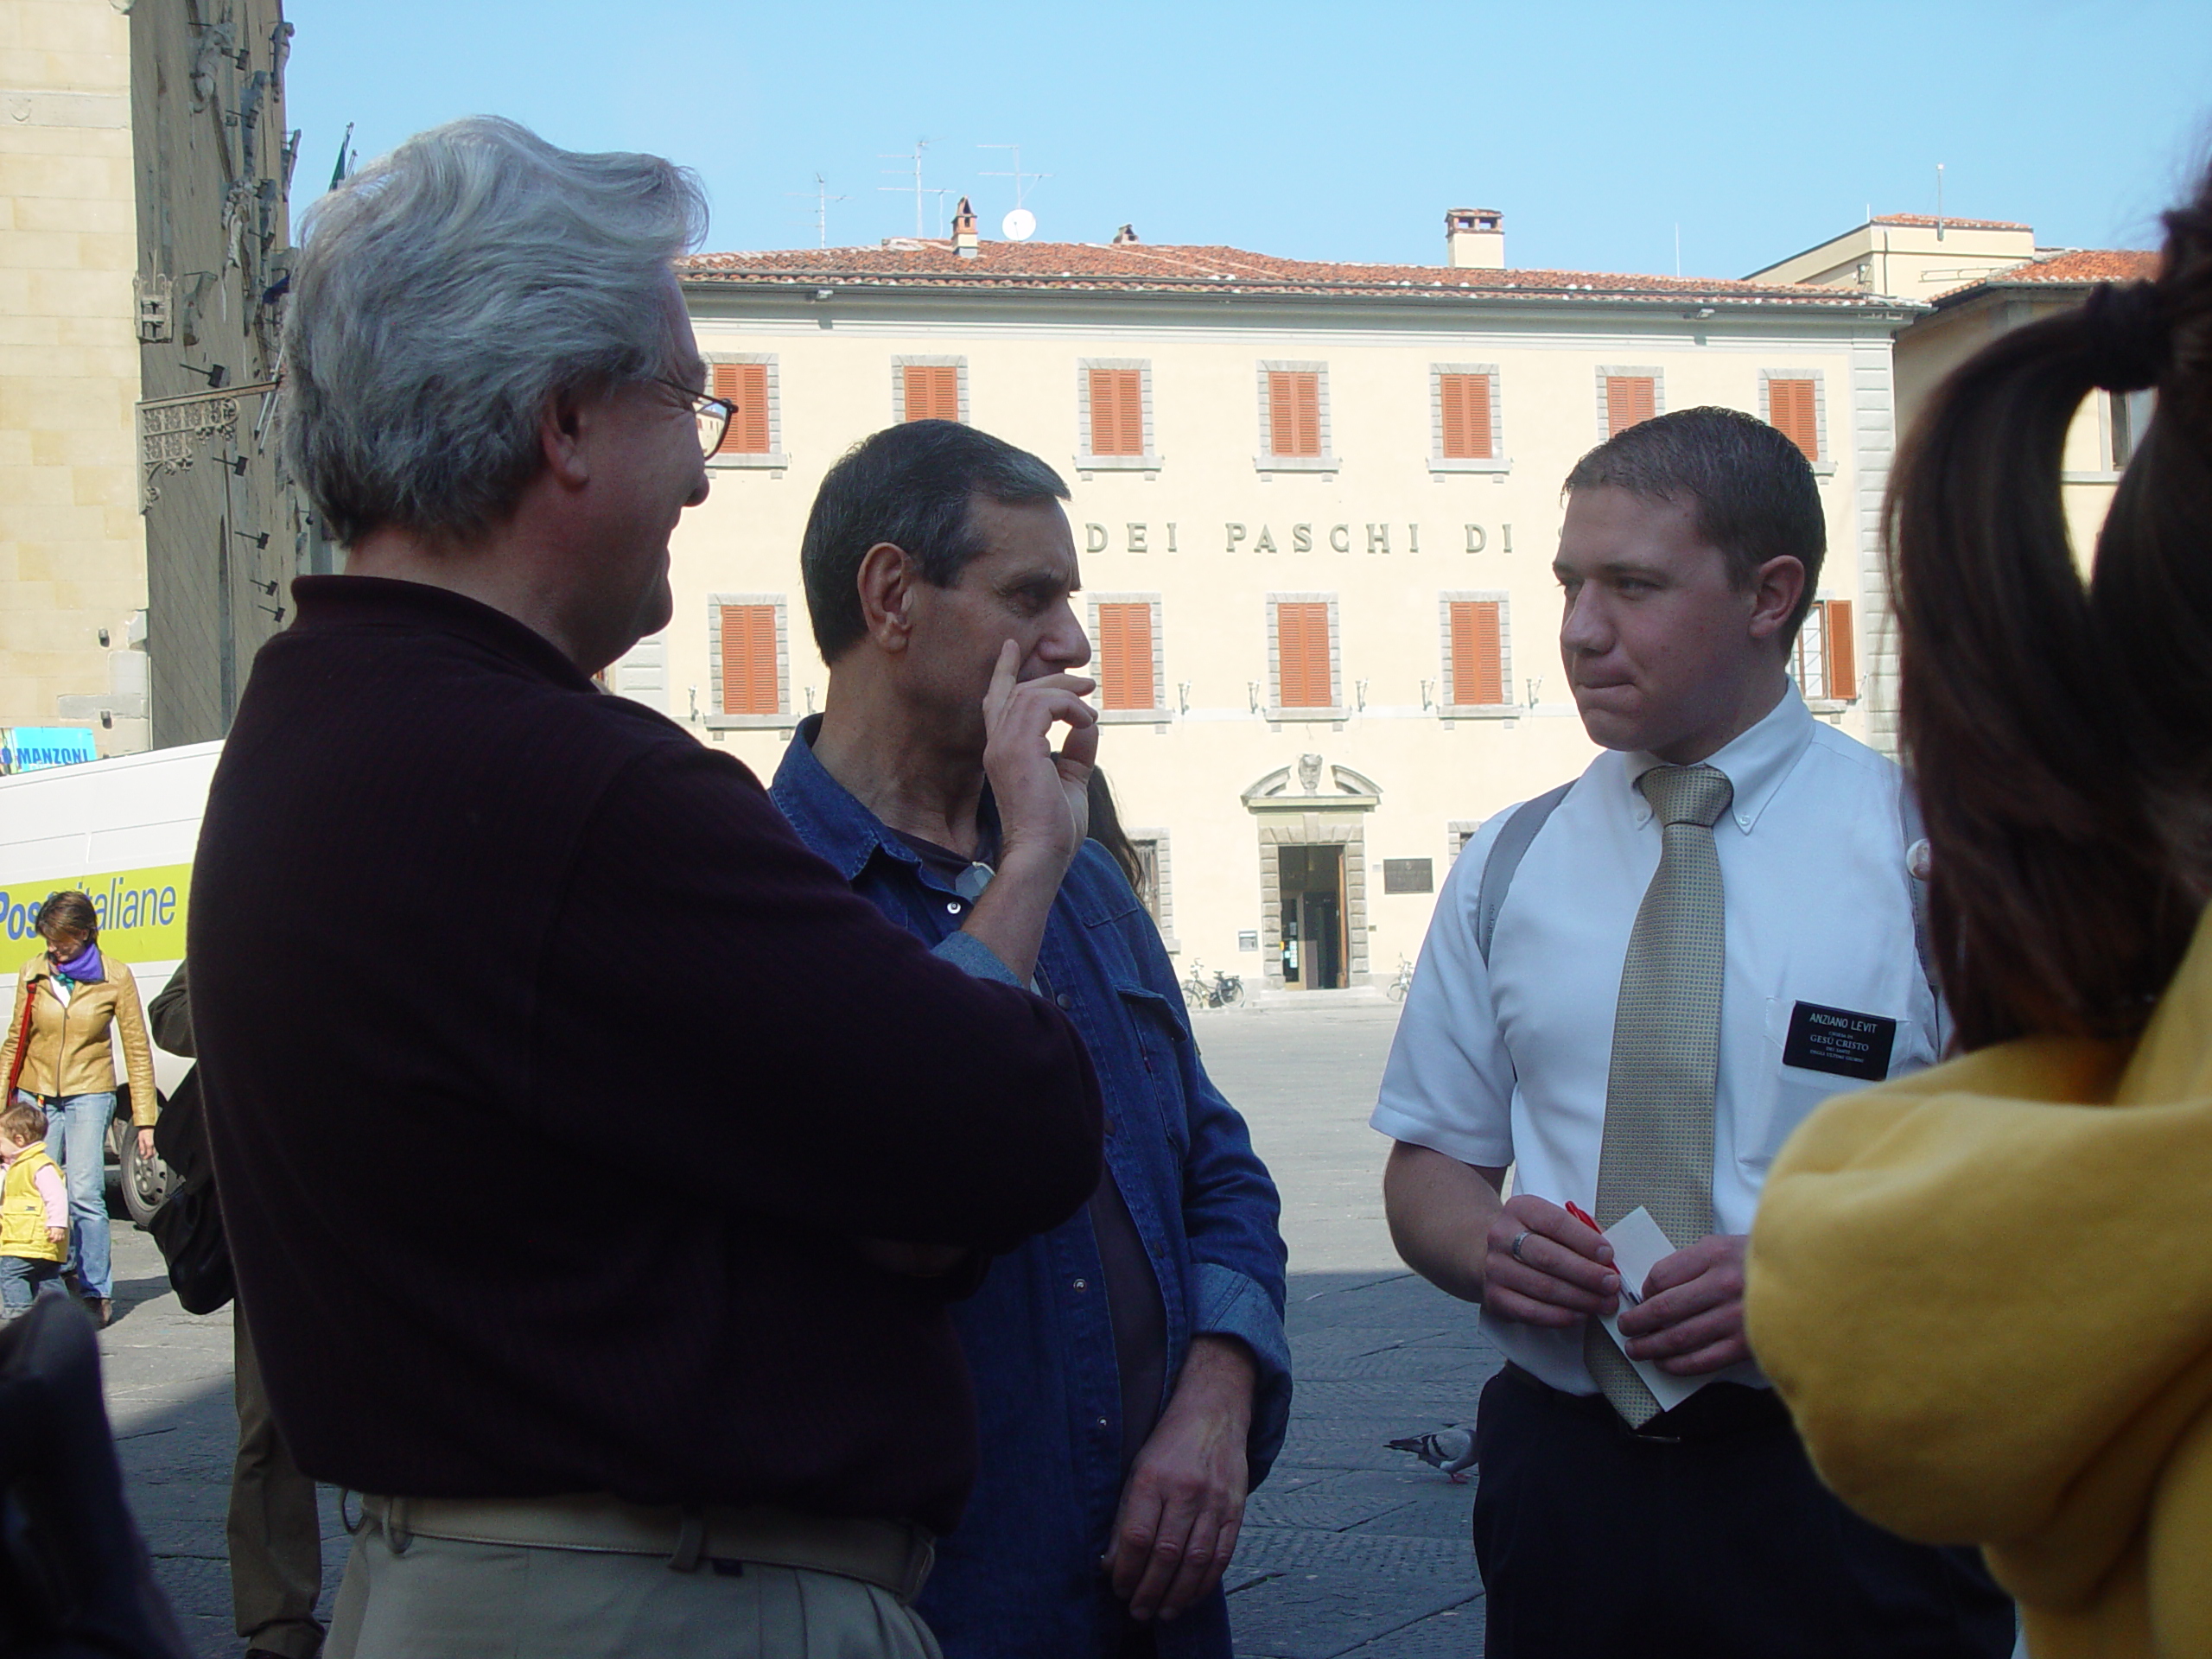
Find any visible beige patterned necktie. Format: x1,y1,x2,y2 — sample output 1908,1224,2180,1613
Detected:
1583,762,1734,1427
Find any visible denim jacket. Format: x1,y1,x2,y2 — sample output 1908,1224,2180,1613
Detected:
772,723,1291,1659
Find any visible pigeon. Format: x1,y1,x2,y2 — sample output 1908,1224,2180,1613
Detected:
1387,1427,1477,1483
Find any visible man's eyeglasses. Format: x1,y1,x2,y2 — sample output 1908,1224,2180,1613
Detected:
658,378,737,457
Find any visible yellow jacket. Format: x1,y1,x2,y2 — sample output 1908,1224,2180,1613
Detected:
1,950,159,1124
1748,902,2212,1659
1,1141,64,1262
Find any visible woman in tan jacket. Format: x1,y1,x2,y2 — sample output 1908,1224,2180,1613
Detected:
1,888,157,1325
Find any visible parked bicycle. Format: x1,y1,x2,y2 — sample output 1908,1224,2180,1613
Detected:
1385,954,1415,1001
1179,959,1246,1011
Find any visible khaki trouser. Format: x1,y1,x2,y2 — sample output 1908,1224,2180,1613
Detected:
231,1317,326,1657
326,1496,942,1659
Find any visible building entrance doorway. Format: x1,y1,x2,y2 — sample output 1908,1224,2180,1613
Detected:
1277,843,1347,990
1243,757,1380,993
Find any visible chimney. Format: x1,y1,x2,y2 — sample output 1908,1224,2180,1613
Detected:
953,196,979,258
1111,223,1140,245
1445,207,1504,270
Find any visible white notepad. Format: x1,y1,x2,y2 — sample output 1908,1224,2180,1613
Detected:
1592,1205,1708,1414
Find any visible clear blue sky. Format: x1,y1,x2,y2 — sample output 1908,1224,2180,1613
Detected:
282,1,2211,279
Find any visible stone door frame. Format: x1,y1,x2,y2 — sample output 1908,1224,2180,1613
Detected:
1242,760,1381,989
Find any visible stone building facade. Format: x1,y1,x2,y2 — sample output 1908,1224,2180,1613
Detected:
0,0,301,765
0,0,145,759
655,218,1918,988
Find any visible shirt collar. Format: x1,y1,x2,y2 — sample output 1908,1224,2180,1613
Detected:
289,575,597,694
1622,680,1815,836
768,715,922,883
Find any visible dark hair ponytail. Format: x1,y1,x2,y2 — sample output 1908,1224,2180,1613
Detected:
1889,164,2212,1050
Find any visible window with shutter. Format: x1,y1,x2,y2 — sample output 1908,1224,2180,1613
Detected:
1130,839,1161,923
1605,376,1656,438
1792,605,1827,697
1439,373,1495,460
1791,600,1858,702
1822,599,1856,700
1096,602,1156,709
710,362,772,454
1275,601,1332,708
718,604,780,715
1447,601,1505,705
901,365,961,423
1768,378,1819,462
1089,369,1145,457
1267,372,1322,457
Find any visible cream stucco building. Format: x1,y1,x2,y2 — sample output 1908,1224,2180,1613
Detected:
1887,247,2161,568
1749,219,2160,569
657,213,1920,990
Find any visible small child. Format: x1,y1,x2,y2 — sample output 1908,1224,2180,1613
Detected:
1,1100,69,1319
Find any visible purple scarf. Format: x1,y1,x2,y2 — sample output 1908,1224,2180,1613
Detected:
50,941,104,985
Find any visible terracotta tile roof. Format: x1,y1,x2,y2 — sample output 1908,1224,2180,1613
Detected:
677,239,1903,310
1932,247,2162,304
1991,248,2161,284
1871,213,2033,232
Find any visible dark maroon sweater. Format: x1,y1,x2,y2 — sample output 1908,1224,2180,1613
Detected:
189,576,1103,1532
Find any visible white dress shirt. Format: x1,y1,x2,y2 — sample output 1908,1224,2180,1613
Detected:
1370,683,1936,1395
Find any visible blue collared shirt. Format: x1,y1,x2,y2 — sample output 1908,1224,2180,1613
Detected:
772,721,1291,1659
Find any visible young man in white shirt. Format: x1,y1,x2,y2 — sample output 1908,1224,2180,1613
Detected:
1374,408,2012,1658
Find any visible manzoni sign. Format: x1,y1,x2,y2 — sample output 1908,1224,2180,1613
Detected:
0,728,98,775
0,864,191,961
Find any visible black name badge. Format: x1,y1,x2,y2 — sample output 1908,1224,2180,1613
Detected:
1783,1001,1898,1083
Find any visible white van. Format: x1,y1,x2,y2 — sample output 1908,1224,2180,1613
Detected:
1,741,222,1224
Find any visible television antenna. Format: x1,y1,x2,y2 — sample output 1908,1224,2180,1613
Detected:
980,142,1051,238
878,138,931,238
787,173,846,249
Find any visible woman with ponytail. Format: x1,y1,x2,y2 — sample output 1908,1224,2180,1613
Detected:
1747,161,2212,1659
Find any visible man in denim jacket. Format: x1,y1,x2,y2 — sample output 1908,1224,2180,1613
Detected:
772,420,1291,1659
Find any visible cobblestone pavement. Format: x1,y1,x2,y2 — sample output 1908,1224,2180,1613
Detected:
1197,995,1493,1659
94,992,1493,1658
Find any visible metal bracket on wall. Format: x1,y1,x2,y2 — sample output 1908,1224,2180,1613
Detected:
137,383,276,510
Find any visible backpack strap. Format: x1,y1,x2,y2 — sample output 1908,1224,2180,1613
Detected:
1476,780,1574,967
1897,780,1948,1052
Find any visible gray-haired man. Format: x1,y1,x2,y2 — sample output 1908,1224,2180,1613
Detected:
190,118,1105,1659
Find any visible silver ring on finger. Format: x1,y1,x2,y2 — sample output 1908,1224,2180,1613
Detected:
1510,1229,1531,1264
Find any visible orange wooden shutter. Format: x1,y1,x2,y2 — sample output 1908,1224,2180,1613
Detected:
1769,378,1819,461
1276,601,1332,707
719,604,779,715
1097,602,1154,709
902,365,960,423
1090,369,1143,456
1822,600,1857,700
711,362,770,454
1268,372,1321,457
1448,601,1504,704
1440,373,1494,460
1605,376,1656,437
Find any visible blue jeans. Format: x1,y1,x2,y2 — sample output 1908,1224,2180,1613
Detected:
23,1090,116,1300
0,1252,62,1317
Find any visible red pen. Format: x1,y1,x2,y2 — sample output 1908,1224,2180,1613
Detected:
1565,1202,1636,1303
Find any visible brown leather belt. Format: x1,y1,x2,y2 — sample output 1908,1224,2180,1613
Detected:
355,1492,935,1602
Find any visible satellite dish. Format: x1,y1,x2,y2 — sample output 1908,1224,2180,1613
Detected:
1001,207,1036,242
